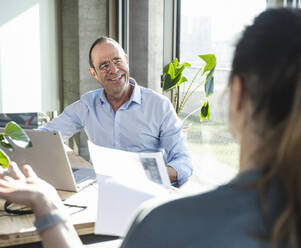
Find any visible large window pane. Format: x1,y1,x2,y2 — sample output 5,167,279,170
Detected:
179,0,266,182
0,0,59,113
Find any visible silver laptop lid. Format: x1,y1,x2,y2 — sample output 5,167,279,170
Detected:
1,129,78,191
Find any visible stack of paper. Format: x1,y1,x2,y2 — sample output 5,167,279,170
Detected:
88,141,171,237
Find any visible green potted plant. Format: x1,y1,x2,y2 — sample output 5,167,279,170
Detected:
161,54,216,124
0,121,32,168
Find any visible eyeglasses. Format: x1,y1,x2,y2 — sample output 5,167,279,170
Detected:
96,57,123,72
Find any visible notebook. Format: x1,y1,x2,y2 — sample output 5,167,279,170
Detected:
0,129,96,192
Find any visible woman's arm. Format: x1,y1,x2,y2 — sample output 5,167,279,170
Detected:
0,163,83,248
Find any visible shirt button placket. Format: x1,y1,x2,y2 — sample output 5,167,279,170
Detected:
114,111,121,149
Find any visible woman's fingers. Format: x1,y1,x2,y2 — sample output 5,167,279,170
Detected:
9,162,26,181
0,178,10,188
0,166,11,180
22,165,38,182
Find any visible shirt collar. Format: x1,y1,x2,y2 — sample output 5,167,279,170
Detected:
128,77,142,105
98,77,142,105
99,90,107,104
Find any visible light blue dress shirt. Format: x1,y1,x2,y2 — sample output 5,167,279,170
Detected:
41,78,192,185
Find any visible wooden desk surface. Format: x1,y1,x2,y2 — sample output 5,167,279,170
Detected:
0,181,98,247
0,150,98,247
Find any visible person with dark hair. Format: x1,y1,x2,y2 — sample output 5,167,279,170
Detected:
41,36,192,186
1,7,301,248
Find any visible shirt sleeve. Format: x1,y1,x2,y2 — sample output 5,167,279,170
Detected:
39,100,87,141
159,99,193,185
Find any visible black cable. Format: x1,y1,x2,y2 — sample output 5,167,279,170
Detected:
63,203,87,210
3,201,88,216
4,201,33,215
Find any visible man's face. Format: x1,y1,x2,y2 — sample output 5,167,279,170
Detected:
89,41,130,99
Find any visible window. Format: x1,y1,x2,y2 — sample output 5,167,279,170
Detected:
0,0,59,114
178,1,266,180
284,0,301,7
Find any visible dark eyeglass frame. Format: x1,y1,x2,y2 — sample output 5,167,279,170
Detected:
96,57,123,72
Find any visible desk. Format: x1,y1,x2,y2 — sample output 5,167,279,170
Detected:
0,180,99,247
5,234,122,248
0,150,103,247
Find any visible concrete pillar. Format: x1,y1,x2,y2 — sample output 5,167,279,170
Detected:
60,0,107,159
129,0,164,92
61,0,80,109
148,0,164,93
129,0,148,88
267,0,284,7
78,0,107,95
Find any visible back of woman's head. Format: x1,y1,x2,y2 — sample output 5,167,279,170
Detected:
230,8,301,247
231,8,301,128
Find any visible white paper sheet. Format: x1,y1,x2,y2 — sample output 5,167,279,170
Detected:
88,141,171,237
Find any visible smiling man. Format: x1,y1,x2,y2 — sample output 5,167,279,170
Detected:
42,37,192,186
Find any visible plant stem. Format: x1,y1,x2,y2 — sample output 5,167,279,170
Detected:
178,66,203,116
182,106,202,124
178,66,204,116
171,89,176,110
181,81,186,106
181,74,206,110
176,86,180,114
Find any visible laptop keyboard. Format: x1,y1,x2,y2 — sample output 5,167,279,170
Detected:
72,168,96,184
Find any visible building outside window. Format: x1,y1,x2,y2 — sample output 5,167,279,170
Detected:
178,0,266,181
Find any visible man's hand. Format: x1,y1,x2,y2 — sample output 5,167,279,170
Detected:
167,166,177,183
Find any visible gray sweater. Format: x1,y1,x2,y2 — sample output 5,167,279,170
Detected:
120,170,284,248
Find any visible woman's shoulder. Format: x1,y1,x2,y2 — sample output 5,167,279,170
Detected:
122,171,266,248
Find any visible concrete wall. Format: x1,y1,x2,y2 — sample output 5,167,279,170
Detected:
60,0,107,159
78,0,107,95
129,0,164,92
148,0,164,93
61,0,80,109
129,0,149,88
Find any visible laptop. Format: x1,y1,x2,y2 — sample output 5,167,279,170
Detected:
0,129,96,192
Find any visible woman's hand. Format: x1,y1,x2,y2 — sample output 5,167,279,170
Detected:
0,162,62,217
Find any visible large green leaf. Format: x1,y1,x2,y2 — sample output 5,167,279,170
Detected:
178,76,188,87
0,134,14,152
0,149,9,168
200,101,210,121
198,54,216,76
162,63,177,91
167,62,175,78
162,74,176,91
205,74,214,97
0,141,14,152
161,59,191,92
4,121,32,148
177,62,191,72
162,63,170,74
173,58,179,67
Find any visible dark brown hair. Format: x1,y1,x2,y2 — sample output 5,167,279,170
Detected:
230,8,301,247
88,36,120,68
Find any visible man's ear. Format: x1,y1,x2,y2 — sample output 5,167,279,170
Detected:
125,54,129,64
231,75,244,112
89,67,97,80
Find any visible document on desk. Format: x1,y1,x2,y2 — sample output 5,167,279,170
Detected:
88,141,171,237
